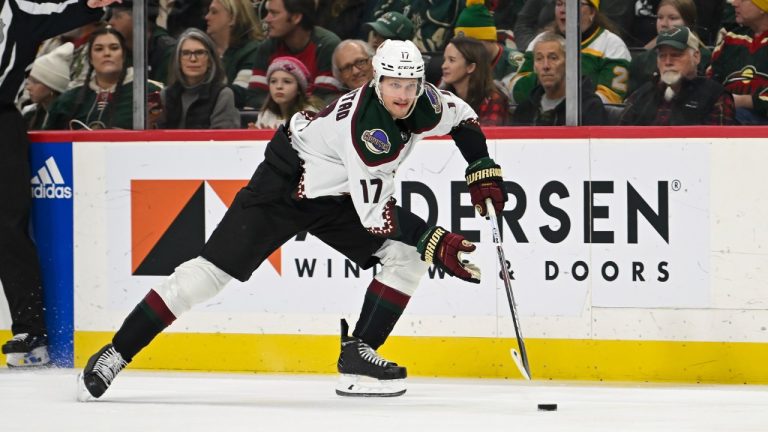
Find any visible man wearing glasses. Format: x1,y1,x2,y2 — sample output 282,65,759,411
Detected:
332,39,374,92
247,0,341,108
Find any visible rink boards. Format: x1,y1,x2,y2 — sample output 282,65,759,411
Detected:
3,126,768,382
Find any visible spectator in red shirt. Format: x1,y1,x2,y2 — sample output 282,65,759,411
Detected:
707,0,768,124
441,36,511,126
247,0,342,108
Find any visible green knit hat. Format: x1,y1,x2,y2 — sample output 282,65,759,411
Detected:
454,0,497,42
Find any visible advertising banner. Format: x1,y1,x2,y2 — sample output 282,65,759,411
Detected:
589,139,710,308
71,137,710,338
29,142,74,366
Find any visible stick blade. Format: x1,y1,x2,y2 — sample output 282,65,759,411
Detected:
510,349,531,380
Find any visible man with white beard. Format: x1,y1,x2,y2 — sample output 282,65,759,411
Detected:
619,26,735,125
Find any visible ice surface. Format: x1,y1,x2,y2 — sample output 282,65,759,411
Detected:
2,369,767,432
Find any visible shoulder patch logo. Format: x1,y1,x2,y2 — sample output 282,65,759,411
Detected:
362,129,391,154
425,84,441,114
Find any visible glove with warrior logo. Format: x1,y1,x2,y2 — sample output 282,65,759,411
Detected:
417,226,481,284
466,157,506,217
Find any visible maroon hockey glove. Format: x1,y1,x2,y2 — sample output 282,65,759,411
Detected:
466,157,506,217
417,226,481,283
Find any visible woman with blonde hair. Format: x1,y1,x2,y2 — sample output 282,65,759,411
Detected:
205,0,263,108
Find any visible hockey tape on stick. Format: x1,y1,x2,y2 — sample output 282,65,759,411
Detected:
486,198,531,381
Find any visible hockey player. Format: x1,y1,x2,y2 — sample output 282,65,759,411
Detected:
77,39,506,399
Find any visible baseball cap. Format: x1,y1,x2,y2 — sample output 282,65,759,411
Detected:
656,26,700,51
364,12,415,41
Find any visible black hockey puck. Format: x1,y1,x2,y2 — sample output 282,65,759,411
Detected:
537,403,558,411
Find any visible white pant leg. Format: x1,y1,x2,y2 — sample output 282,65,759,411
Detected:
372,240,429,296
153,256,233,317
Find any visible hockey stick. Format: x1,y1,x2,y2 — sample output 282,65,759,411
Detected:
485,198,531,380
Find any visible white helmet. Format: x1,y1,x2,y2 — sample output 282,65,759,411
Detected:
371,39,425,110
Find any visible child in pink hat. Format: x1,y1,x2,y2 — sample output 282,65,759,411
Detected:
252,56,323,129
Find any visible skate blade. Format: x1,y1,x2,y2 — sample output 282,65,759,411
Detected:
75,372,95,402
5,347,50,368
335,374,406,397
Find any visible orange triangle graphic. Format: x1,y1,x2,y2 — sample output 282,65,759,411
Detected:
131,180,203,273
207,179,247,207
267,248,282,275
206,179,282,275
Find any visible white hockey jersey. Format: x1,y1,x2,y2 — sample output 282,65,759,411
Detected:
288,82,479,237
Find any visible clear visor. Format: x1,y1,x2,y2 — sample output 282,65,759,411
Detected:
378,78,422,99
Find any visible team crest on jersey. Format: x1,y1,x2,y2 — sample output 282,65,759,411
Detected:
724,66,768,93
425,85,441,114
509,51,524,68
362,129,391,154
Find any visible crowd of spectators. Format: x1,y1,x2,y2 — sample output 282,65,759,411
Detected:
17,0,768,128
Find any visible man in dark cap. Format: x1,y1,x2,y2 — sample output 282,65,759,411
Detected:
621,26,735,125
363,11,414,50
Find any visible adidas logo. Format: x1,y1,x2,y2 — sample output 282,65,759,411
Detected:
30,156,72,199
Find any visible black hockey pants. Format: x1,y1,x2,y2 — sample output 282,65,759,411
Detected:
201,126,385,282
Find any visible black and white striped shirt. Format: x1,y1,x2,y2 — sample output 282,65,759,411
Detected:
0,0,102,105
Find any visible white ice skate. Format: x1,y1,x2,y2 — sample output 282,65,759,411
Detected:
2,333,50,368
